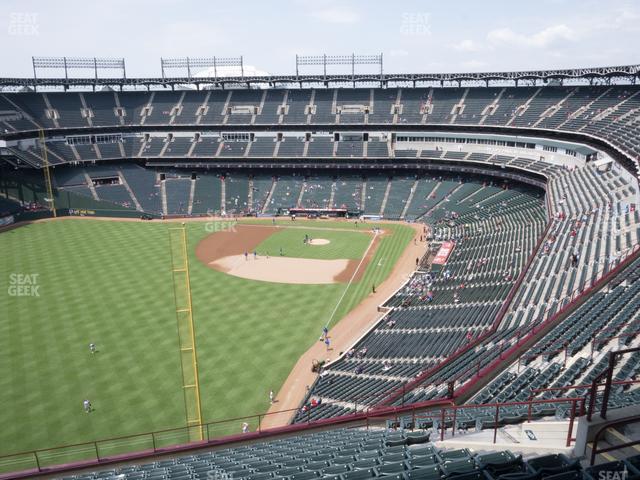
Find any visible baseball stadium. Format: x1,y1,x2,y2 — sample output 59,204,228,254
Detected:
1,2,640,479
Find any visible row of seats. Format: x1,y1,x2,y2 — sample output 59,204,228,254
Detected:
57,426,640,480
466,255,640,423
396,161,639,410
42,166,468,218
298,180,547,418
3,86,639,172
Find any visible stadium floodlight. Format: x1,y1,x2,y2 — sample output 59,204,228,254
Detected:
295,53,383,80
160,56,244,80
32,56,126,81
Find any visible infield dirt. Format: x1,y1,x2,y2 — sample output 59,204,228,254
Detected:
195,224,378,284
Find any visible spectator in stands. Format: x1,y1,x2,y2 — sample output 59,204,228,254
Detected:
571,253,579,268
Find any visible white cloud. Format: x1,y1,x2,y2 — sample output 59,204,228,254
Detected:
452,39,482,53
460,59,488,70
389,49,409,57
590,6,640,32
487,24,577,48
309,6,359,24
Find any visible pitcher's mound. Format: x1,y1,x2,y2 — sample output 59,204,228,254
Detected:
309,238,330,245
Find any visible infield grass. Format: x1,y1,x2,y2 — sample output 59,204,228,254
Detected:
0,218,413,469
255,228,371,260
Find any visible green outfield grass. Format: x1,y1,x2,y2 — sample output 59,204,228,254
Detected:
0,218,413,469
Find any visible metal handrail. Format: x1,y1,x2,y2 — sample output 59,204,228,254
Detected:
452,242,640,401
0,396,583,479
586,346,640,421
382,225,640,405
379,216,555,406
590,415,640,466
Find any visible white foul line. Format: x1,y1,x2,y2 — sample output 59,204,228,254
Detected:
325,230,380,328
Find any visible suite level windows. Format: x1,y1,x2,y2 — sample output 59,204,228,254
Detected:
66,135,91,146
396,136,536,149
95,134,122,144
221,133,252,142
66,134,122,145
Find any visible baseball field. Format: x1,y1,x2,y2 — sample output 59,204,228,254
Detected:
0,217,414,468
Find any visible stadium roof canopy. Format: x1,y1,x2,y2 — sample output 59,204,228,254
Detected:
1,59,638,90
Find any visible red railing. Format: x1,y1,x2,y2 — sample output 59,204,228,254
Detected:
592,330,640,352
2,210,638,478
586,346,640,421
590,415,640,466
380,234,639,408
453,242,640,401
0,395,585,480
379,216,555,406
530,378,640,400
524,243,640,333
377,397,585,448
417,244,636,400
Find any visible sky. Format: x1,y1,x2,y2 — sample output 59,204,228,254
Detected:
0,0,638,78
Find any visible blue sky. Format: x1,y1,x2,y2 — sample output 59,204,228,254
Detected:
0,0,638,77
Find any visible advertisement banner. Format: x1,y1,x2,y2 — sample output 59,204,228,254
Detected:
432,241,455,265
